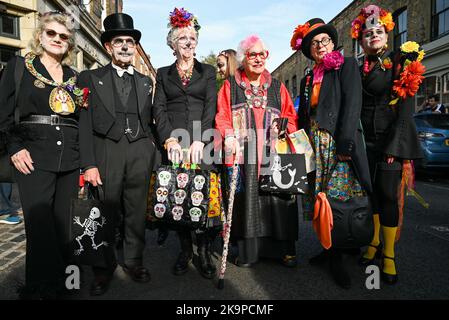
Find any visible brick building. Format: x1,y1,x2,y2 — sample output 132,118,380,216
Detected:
0,0,155,82
272,0,449,110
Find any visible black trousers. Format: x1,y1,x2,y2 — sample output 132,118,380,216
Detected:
366,146,402,227
93,135,155,272
15,168,79,288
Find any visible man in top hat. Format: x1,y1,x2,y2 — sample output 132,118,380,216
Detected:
78,13,155,296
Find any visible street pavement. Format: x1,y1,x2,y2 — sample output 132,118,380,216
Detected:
1,169,449,300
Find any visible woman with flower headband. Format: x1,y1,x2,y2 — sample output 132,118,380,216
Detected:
291,18,371,288
0,11,88,299
353,5,424,285
153,8,219,279
217,49,238,80
215,34,299,268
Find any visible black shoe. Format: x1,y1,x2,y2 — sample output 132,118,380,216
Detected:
358,243,382,266
329,251,351,289
234,257,253,268
123,265,151,283
173,252,193,275
381,255,398,285
89,275,112,296
309,249,329,266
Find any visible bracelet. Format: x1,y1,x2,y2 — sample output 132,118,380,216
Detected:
164,137,178,150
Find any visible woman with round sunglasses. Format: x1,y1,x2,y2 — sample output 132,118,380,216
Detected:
216,34,299,268
0,12,87,299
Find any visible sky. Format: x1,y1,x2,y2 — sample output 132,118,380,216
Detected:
124,0,353,71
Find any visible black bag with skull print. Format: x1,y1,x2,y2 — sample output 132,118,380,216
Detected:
152,164,210,229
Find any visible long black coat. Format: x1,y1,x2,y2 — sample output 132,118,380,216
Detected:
78,63,154,169
152,59,217,148
361,50,423,160
299,57,372,193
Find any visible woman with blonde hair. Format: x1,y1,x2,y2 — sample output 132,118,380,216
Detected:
0,11,87,299
217,49,238,80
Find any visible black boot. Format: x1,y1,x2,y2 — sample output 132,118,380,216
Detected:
329,248,351,289
173,231,193,275
197,233,216,279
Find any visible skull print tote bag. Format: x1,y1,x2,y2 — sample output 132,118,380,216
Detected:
69,184,115,267
152,164,210,230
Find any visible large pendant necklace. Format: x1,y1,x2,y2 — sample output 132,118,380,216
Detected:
25,52,76,115
241,81,268,109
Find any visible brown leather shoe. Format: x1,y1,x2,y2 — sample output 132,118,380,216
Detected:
123,265,151,283
90,275,112,296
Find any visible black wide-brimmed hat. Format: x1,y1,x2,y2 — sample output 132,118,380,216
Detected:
300,18,338,60
100,13,141,47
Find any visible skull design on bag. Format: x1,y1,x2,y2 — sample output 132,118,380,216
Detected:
174,189,187,205
191,191,204,206
154,203,166,218
189,207,202,222
158,171,172,187
172,206,184,221
193,175,206,190
156,187,169,203
176,173,189,188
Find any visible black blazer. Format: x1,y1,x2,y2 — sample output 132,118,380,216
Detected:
78,63,153,169
153,59,217,146
299,57,372,192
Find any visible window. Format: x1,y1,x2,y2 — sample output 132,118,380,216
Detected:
436,76,442,93
443,73,449,93
0,45,19,67
0,13,19,39
292,75,297,97
432,0,449,39
353,39,364,66
285,79,290,94
394,8,407,50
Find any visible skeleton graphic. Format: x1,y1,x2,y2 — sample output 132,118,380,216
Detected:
172,206,184,221
191,191,204,206
154,203,166,218
176,173,189,188
73,207,108,255
189,207,202,222
193,175,206,190
271,155,296,189
174,189,187,205
158,171,172,187
156,187,169,203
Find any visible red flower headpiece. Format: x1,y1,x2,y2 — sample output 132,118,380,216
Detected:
168,7,200,31
351,5,395,39
290,22,310,50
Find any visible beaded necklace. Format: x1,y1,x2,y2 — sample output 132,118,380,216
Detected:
176,63,194,86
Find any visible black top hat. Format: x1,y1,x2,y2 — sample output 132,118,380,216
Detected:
301,18,338,60
100,13,142,47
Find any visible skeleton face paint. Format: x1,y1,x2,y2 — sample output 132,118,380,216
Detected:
174,189,187,205
191,191,204,206
89,207,101,220
154,203,166,218
158,171,172,187
156,187,169,203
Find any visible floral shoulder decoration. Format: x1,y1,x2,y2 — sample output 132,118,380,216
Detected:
389,41,426,106
168,7,201,31
24,52,89,108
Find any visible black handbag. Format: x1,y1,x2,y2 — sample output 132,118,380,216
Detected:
152,164,210,229
328,195,374,248
69,184,115,267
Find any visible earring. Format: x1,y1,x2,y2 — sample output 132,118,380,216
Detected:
193,52,196,57
173,51,176,56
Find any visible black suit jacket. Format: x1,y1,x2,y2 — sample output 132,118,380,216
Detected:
299,57,372,192
78,63,154,169
153,59,217,146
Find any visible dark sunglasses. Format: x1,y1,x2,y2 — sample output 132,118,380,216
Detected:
44,29,70,41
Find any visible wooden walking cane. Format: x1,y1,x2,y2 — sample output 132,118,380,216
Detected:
217,160,239,290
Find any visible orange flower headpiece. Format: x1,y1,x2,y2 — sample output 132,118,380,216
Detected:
290,22,311,50
351,5,395,39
